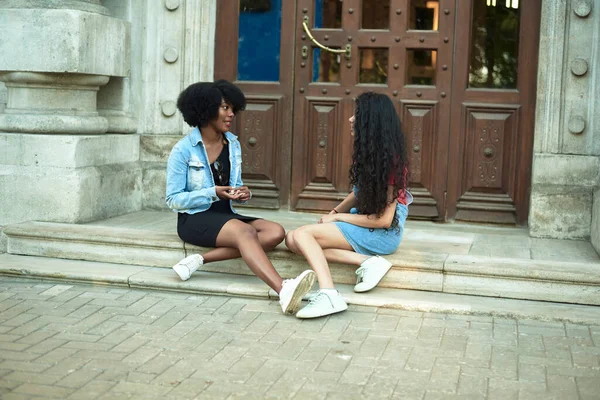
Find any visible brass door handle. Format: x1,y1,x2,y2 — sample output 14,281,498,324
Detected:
302,16,351,60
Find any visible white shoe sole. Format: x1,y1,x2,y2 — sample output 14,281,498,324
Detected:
172,264,191,281
282,271,316,315
296,301,348,319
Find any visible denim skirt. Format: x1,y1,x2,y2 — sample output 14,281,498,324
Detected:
334,202,409,256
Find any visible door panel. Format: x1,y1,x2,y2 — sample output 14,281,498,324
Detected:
401,100,440,217
215,0,295,209
447,0,541,224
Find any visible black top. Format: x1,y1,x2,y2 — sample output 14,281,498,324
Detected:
210,142,230,187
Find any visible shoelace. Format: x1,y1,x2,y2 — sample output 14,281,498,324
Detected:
305,291,331,308
355,266,366,284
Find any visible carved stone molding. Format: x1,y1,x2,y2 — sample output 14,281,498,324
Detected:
0,72,110,134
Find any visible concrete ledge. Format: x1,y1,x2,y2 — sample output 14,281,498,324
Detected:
5,221,184,267
0,253,146,286
2,253,600,325
444,255,600,305
445,255,600,284
4,221,600,305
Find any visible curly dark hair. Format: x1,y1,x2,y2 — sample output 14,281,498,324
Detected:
176,79,246,127
349,92,409,229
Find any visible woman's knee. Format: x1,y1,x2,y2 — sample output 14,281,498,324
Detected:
236,223,259,242
263,223,285,249
292,225,316,243
285,230,299,253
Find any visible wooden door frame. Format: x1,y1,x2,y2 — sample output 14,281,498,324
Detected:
446,0,542,224
214,1,297,209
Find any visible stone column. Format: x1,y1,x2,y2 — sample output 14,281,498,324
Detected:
530,0,600,242
135,0,217,210
0,0,141,225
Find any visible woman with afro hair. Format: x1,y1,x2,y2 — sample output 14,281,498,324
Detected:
166,80,316,315
286,92,412,318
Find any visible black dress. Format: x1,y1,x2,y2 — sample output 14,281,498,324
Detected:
177,142,258,247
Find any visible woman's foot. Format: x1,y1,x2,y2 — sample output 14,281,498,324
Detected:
172,254,204,281
296,289,348,319
279,270,316,314
354,255,392,292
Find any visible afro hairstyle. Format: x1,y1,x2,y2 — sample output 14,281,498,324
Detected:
176,79,246,127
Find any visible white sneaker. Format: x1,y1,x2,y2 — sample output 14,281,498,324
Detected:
354,255,392,293
295,289,348,319
172,254,203,281
279,270,316,314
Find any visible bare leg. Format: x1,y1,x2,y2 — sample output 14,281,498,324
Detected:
288,224,354,289
286,230,368,266
215,219,284,293
202,220,285,264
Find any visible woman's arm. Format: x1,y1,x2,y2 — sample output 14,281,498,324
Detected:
324,185,397,229
332,191,357,214
165,147,220,210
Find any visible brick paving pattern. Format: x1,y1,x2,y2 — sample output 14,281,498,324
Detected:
0,277,598,399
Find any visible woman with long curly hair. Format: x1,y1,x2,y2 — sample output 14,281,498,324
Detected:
166,80,316,315
286,92,412,318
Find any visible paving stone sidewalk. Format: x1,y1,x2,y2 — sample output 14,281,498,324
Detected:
0,277,599,400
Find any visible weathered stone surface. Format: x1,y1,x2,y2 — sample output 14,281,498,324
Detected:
533,2,567,154
4,222,183,267
529,186,592,239
0,134,142,225
532,154,600,187
0,229,6,253
0,8,129,77
592,187,600,255
444,255,600,305
140,135,180,162
4,254,600,325
0,82,6,113
0,134,139,168
561,0,600,156
142,165,168,210
131,1,215,136
0,163,142,225
531,0,600,241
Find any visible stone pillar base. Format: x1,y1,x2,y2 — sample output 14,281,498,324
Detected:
0,72,110,134
0,133,142,225
529,153,600,239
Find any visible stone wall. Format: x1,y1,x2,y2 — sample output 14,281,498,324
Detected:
0,0,139,225
0,0,216,226
530,0,600,245
0,83,6,114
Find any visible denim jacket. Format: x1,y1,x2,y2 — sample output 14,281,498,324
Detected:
165,128,248,214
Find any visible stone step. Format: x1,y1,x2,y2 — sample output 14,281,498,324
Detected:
3,221,600,305
1,253,600,325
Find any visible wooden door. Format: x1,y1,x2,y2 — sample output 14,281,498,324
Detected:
291,0,456,217
214,0,296,209
214,0,541,224
446,0,541,224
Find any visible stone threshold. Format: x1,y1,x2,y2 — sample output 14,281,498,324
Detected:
3,220,600,306
1,253,599,325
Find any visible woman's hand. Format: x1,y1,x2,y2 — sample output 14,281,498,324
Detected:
318,214,339,224
215,186,238,200
231,186,251,201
